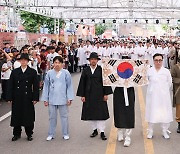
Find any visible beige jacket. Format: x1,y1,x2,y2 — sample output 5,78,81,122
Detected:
171,64,180,106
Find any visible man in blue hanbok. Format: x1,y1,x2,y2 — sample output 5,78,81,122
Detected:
42,56,74,141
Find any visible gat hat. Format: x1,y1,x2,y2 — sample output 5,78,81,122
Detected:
18,53,31,61
87,52,101,60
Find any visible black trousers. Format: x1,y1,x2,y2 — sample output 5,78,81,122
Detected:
13,124,34,137
1,79,8,100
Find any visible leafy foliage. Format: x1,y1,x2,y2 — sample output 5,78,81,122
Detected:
95,24,107,36
20,11,64,33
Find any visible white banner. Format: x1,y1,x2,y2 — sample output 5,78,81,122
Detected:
102,58,149,87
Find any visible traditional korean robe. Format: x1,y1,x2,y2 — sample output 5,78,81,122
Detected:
111,46,120,59
145,67,173,123
113,87,135,128
77,47,86,66
76,65,113,120
42,69,74,105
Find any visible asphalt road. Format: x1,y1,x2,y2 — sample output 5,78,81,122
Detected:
0,72,179,154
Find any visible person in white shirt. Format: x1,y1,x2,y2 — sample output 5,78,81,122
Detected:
77,43,87,72
95,42,103,65
119,42,124,59
111,42,120,59
84,40,92,65
121,42,129,59
47,46,59,70
152,43,161,56
31,50,39,73
161,43,169,68
130,42,138,60
91,42,97,53
136,41,145,59
1,59,12,100
144,41,153,66
102,43,111,58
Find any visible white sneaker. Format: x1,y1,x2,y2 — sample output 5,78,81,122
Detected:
46,136,54,141
117,131,124,142
124,137,131,147
147,130,153,139
63,135,70,140
162,131,170,139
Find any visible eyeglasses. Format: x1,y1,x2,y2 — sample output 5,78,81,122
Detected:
154,59,163,62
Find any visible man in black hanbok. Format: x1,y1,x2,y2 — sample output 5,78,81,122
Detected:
77,52,113,140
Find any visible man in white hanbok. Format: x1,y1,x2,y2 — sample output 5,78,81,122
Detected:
84,40,92,65
136,41,145,59
130,42,138,60
111,42,120,59
161,43,169,68
102,43,111,58
121,42,129,59
95,42,103,65
146,53,173,139
144,41,153,66
77,43,86,72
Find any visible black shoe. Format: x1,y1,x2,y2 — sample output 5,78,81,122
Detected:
90,129,98,138
100,132,107,140
177,123,180,133
12,135,21,141
27,136,33,141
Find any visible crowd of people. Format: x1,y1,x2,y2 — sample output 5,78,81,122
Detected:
0,37,180,147
1,38,180,100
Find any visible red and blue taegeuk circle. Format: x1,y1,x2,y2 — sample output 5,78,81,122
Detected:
117,62,134,79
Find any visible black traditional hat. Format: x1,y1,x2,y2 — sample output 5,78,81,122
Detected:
18,53,31,61
87,52,101,60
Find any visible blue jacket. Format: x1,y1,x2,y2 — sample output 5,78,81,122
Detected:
42,69,74,105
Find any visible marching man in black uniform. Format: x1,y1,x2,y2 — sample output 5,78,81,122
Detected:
77,52,113,140
7,53,39,141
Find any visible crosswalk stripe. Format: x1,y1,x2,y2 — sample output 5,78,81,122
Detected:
0,111,11,122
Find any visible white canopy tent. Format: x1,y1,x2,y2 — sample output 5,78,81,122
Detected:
1,0,180,24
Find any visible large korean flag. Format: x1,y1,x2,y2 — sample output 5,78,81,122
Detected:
102,58,149,87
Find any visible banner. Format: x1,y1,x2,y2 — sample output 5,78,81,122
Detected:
102,58,149,87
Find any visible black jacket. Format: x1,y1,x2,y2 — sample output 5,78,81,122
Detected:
7,66,39,127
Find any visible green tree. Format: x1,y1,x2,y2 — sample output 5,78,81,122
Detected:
20,11,64,33
95,24,107,36
162,24,169,32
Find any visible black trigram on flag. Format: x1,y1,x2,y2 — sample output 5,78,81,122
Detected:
108,74,117,83
133,74,142,83
108,60,117,66
135,60,143,66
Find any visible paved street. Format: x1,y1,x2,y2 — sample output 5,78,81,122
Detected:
0,72,179,154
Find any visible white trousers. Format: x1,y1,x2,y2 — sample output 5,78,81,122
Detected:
148,122,170,132
91,121,106,132
118,129,132,138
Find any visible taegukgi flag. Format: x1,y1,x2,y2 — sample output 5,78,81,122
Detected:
102,58,149,87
